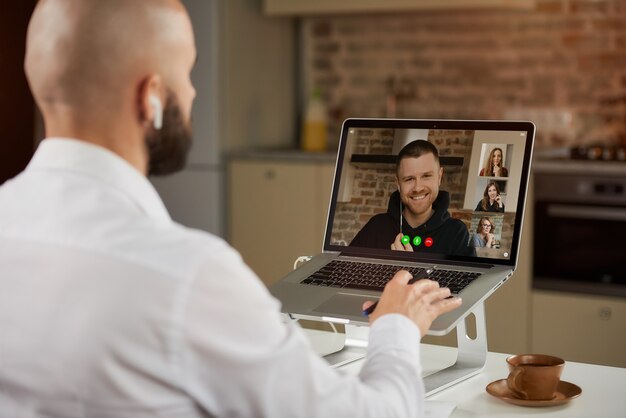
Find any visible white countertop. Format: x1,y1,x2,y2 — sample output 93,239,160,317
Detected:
304,328,626,417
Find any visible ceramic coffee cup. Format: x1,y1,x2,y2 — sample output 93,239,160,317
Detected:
506,354,564,400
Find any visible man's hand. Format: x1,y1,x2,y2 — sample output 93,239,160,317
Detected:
362,270,462,337
391,233,413,251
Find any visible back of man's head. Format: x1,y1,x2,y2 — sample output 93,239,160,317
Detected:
396,140,440,175
25,0,191,111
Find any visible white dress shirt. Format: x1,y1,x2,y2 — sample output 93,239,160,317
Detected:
0,138,425,418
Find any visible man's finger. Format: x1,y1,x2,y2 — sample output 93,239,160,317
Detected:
388,269,413,286
420,286,452,305
362,300,376,311
432,296,463,316
391,233,404,251
410,279,439,294
403,242,413,251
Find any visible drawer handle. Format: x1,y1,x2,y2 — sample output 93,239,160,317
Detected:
599,307,612,320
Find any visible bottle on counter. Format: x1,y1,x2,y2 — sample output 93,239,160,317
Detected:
301,88,328,152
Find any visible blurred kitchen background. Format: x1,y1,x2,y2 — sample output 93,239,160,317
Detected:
2,0,625,367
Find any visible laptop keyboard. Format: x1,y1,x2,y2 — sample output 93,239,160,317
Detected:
300,260,481,294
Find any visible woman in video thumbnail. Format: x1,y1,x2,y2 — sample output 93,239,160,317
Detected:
475,181,505,212
472,216,497,248
479,147,508,177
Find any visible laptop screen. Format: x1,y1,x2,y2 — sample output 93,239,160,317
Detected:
324,119,535,267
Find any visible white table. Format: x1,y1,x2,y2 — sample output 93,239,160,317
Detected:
304,328,626,417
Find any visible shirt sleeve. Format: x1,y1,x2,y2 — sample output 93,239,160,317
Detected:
177,248,425,418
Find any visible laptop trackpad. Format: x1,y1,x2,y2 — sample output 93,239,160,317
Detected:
312,293,379,317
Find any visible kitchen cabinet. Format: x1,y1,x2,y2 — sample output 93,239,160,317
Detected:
264,0,534,15
531,290,626,368
228,157,335,285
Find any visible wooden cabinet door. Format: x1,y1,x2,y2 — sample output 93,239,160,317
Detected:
531,290,626,367
229,160,334,285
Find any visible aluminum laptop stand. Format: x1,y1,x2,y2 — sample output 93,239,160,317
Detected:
287,256,488,396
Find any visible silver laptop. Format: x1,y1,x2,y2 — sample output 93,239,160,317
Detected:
270,118,535,335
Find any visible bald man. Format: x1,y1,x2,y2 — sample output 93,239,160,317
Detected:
0,1,461,416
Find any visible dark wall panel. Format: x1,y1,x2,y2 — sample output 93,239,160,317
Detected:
0,1,37,184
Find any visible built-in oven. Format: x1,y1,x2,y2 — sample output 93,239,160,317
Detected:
533,161,626,297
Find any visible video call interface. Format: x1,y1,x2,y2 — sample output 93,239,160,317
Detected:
328,127,528,261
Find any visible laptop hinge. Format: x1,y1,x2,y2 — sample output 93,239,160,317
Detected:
336,251,496,269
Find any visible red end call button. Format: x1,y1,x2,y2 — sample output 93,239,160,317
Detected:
424,237,433,247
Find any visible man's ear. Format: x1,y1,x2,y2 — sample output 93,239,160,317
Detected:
438,167,444,185
138,74,163,129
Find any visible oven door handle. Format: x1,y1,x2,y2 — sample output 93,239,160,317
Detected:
547,204,626,221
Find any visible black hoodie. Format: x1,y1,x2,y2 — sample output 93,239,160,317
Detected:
350,190,476,257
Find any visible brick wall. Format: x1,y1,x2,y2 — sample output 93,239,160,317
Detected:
303,0,626,149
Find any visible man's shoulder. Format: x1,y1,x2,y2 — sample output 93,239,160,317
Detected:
357,212,396,235
106,219,241,280
350,212,397,247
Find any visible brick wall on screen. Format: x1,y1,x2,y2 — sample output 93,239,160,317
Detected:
303,0,626,149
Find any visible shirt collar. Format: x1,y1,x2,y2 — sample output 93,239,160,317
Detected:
27,138,171,222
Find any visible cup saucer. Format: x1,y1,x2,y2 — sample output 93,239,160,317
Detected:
486,379,582,407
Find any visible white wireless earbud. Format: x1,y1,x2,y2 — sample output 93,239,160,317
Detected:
149,94,163,130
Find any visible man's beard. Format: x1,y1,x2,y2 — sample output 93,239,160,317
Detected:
145,91,192,176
